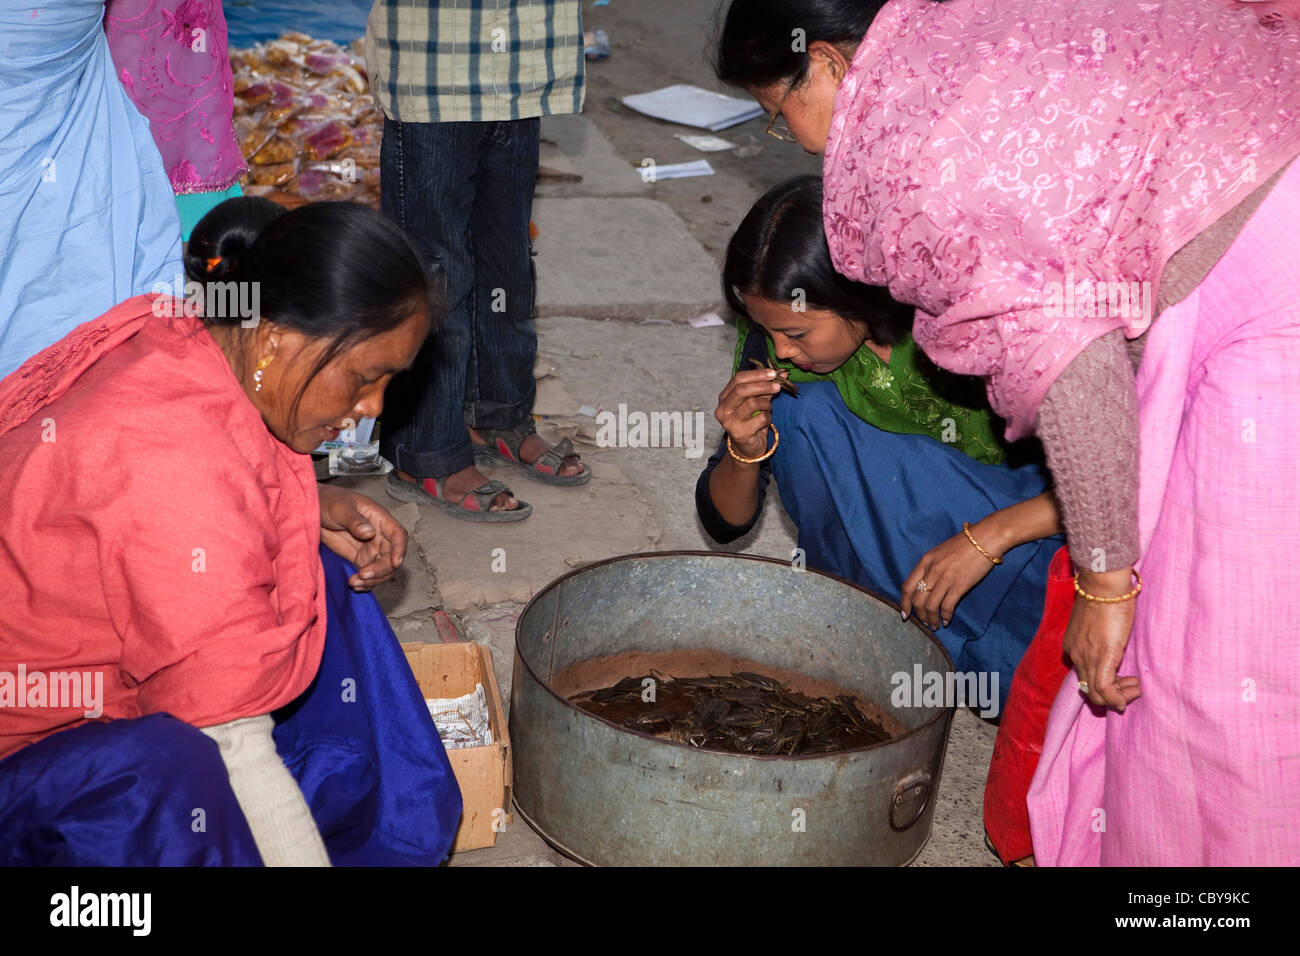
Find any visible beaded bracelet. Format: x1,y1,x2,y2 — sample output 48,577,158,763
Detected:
961,522,1003,565
1073,568,1143,604
726,424,779,464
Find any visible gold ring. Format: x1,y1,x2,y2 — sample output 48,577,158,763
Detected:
915,581,929,592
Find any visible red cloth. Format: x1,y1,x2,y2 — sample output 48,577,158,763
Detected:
0,295,325,761
983,545,1075,864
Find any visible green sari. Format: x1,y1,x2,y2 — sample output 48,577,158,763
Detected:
732,315,1008,466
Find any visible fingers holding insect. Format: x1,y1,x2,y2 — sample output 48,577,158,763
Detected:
747,358,800,395
718,368,783,407
717,373,781,426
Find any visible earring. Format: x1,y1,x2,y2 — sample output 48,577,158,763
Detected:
254,354,275,393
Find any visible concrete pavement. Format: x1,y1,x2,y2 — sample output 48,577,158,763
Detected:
332,0,1004,867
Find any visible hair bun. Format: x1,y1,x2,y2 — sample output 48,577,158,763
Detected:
185,196,287,285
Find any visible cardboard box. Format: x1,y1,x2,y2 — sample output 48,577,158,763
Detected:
402,642,512,853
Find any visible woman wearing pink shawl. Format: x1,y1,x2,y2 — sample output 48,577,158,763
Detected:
714,0,1300,865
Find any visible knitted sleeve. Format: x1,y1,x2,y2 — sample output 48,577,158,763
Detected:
201,715,332,867
1034,329,1140,572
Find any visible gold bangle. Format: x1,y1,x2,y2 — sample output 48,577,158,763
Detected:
1073,568,1143,604
726,424,779,464
962,522,1003,565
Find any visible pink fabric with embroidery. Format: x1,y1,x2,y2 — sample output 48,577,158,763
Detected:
1228,0,1300,35
822,0,1300,440
104,0,246,194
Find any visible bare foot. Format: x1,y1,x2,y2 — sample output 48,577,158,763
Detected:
469,427,586,478
397,465,519,512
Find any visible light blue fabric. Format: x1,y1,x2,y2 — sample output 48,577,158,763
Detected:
0,0,182,379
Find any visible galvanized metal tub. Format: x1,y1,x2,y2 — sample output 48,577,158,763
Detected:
509,551,955,866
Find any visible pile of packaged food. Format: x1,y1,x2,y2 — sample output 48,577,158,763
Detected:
231,32,381,208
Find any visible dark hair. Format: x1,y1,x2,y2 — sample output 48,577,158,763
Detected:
722,175,911,346
710,0,946,90
186,197,439,421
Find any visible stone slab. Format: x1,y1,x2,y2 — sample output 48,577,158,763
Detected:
408,454,659,610
531,197,723,322
536,113,651,199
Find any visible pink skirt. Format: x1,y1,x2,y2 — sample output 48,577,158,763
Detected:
1027,158,1300,865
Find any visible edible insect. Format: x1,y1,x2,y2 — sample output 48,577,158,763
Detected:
571,671,889,755
748,357,799,396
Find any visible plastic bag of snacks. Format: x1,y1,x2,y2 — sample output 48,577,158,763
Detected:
231,32,382,207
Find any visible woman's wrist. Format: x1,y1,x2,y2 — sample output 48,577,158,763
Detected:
972,492,1061,558
971,513,1013,558
1075,566,1137,599
728,431,771,461
719,451,762,474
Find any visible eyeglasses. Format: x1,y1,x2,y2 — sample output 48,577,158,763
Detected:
764,82,798,143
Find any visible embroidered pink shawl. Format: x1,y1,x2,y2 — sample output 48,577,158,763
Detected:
104,0,246,194
823,0,1300,439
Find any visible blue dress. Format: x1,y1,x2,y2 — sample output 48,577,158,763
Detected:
696,330,1063,715
0,547,463,866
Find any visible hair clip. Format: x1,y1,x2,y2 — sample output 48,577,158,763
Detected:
206,256,223,271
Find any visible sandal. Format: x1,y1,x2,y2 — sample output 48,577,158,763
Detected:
983,830,1035,867
472,426,592,486
385,471,532,523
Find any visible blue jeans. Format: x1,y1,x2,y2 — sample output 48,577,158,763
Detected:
379,117,541,478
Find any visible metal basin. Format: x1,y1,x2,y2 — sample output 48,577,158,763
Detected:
509,551,955,866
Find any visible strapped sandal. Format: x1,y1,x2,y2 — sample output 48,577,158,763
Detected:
385,471,532,523
472,426,592,486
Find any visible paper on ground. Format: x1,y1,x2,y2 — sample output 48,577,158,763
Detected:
621,84,764,131
689,311,725,328
639,159,714,181
426,683,493,749
674,133,735,152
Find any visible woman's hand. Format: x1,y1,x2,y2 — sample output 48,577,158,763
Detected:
900,529,1000,630
714,366,786,458
899,495,1062,631
1063,568,1141,712
318,484,408,591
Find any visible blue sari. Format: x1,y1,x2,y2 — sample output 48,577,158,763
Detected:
0,546,462,866
769,382,1061,712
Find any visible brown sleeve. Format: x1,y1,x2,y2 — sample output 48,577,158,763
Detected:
1034,329,1140,572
